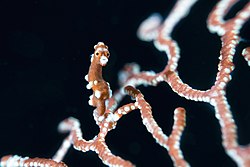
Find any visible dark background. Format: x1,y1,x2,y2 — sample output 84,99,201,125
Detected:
0,0,250,167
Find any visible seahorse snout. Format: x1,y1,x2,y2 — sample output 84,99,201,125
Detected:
100,55,108,66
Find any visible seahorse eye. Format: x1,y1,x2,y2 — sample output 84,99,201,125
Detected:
106,52,110,57
95,52,100,56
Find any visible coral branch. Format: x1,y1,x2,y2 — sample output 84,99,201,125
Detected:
58,117,135,167
0,155,67,167
124,86,189,167
242,47,250,66
1,0,250,166
168,108,188,167
134,0,250,166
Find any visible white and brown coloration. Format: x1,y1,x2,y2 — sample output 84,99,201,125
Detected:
0,155,67,167
134,0,250,166
242,47,250,66
124,86,189,167
86,42,112,119
1,0,250,167
51,85,187,167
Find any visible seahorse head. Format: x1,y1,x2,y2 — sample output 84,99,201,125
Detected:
93,42,110,66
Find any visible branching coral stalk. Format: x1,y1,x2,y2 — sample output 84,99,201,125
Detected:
77,41,188,167
134,0,250,166
0,155,67,167
125,86,188,167
56,116,134,167
50,59,189,167
1,0,250,167
0,39,189,166
51,85,188,167
242,47,250,66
